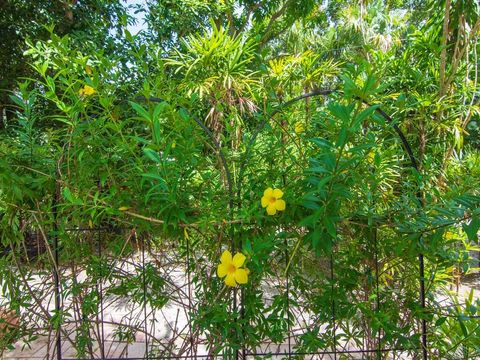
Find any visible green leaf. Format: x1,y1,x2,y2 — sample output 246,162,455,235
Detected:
435,317,447,326
310,137,333,149
341,75,358,96
315,175,334,191
63,187,74,203
124,28,133,43
458,316,469,337
141,173,167,189
463,216,480,242
351,105,379,130
362,74,378,95
309,228,321,252
153,119,162,144
336,127,348,148
129,101,151,122
469,304,477,315
152,101,168,120
9,94,26,109
143,148,161,163
324,216,337,238
306,166,329,174
63,187,82,205
328,103,353,124
178,107,190,121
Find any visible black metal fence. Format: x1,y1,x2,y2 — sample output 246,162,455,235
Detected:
45,225,423,360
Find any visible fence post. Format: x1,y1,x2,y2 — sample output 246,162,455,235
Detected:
53,173,62,360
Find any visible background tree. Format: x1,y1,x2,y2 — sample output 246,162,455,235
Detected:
0,0,128,126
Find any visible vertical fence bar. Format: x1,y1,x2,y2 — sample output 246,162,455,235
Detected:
231,205,238,360
53,176,62,360
97,230,105,359
373,226,381,359
186,229,194,358
141,234,149,359
284,239,291,359
389,125,428,360
330,252,337,360
241,287,246,360
233,287,238,360
419,254,427,359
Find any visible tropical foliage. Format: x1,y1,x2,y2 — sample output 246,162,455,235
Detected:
1,0,480,358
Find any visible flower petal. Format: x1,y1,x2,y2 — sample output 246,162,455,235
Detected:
275,199,286,211
224,273,236,287
273,188,283,199
266,204,277,215
295,122,305,134
261,196,269,208
234,268,248,284
85,86,95,95
263,188,273,197
220,250,232,265
232,252,246,268
217,263,228,278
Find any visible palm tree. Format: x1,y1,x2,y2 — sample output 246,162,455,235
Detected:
167,22,259,146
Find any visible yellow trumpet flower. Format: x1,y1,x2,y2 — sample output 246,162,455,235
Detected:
217,250,249,287
261,187,286,215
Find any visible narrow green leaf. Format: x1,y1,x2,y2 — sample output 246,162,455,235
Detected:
324,216,337,238
351,105,379,130
310,138,333,149
129,101,151,122
435,317,447,327
143,148,161,163
463,216,480,242
336,127,348,147
63,187,74,203
178,107,190,121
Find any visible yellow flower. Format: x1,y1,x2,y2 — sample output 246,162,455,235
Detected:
261,187,286,215
294,121,305,134
118,206,129,211
217,250,248,287
366,150,375,164
79,85,96,96
445,231,456,240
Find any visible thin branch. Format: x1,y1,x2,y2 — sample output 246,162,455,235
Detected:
439,0,452,99
259,0,292,45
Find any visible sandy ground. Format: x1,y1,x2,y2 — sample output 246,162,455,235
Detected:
2,257,479,360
